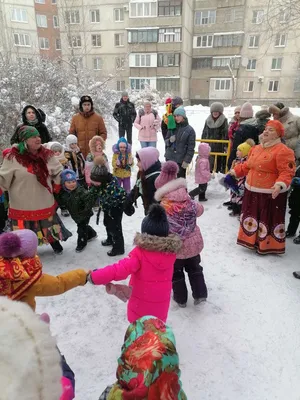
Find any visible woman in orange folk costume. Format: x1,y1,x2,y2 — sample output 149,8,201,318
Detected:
230,120,295,254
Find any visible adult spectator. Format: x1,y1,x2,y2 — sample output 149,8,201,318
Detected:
113,91,136,145
228,102,260,169
255,108,271,134
230,120,295,255
134,101,161,148
0,126,70,254
69,95,107,158
161,96,183,139
202,102,228,173
11,105,52,145
228,106,241,149
165,107,196,178
269,102,300,159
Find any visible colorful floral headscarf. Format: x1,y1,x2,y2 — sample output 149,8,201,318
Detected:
107,316,187,400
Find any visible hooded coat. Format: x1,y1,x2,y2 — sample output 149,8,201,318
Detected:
165,118,196,165
112,143,133,179
278,108,300,157
90,232,182,322
11,105,52,145
195,143,211,184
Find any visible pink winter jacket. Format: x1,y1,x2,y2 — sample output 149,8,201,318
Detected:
155,178,204,259
134,110,161,142
90,232,182,323
195,143,211,184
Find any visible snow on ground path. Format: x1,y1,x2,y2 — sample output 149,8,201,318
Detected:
36,108,300,400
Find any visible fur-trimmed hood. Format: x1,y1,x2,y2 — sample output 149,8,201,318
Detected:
89,135,105,155
134,232,182,254
112,143,132,154
154,178,186,201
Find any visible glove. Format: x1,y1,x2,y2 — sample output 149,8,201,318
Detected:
116,159,121,167
182,161,189,169
169,135,176,143
106,283,132,303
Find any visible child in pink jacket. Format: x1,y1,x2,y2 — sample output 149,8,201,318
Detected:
87,204,181,323
155,161,208,308
189,142,211,201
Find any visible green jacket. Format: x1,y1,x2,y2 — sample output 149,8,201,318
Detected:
55,185,100,224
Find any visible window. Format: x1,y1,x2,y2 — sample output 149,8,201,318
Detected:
271,57,282,70
35,0,45,3
14,33,30,47
130,78,151,90
117,81,126,91
128,29,158,43
53,15,59,28
192,57,212,69
55,38,61,50
158,1,182,16
91,34,101,47
243,81,254,92
214,79,231,91
214,34,243,47
212,57,240,69
268,80,279,92
294,79,300,92
93,58,102,70
115,33,124,47
90,9,100,23
247,59,256,70
130,1,157,17
133,54,151,67
275,33,287,47
194,35,213,48
159,28,181,43
157,78,179,92
279,10,289,23
252,10,264,24
36,14,47,28
194,10,216,25
69,35,82,48
11,9,28,23
114,8,124,22
158,53,180,67
225,8,243,22
65,10,80,24
39,37,49,49
52,0,56,3
115,56,125,70
249,35,259,48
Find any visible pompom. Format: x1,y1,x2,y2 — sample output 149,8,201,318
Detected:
0,233,22,258
245,138,255,147
147,204,168,222
165,97,172,104
161,160,179,176
93,155,106,166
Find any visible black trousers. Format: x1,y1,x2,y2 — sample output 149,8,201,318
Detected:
103,208,124,252
287,212,300,235
0,203,7,233
173,254,208,304
77,219,96,246
177,164,186,178
189,184,207,200
119,125,132,145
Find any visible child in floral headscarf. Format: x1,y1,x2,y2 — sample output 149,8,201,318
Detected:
99,316,187,400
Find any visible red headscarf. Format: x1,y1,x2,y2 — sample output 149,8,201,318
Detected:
266,120,285,137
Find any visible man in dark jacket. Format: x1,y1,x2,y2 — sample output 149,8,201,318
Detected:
113,91,136,145
11,105,52,145
165,107,196,178
161,96,183,140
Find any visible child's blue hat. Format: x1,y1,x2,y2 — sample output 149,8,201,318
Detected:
61,169,77,186
117,137,128,150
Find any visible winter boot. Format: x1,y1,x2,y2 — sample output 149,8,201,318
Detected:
87,225,97,242
286,231,296,238
194,298,207,305
293,235,300,244
101,237,113,246
293,271,300,279
229,203,241,217
177,302,187,308
198,191,207,202
76,237,87,252
50,241,63,255
223,200,232,206
107,248,125,257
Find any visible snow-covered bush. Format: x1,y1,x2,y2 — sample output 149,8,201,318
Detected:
128,85,171,111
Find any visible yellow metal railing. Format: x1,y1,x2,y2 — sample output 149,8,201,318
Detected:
195,139,230,174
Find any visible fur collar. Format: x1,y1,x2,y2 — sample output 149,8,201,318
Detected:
240,117,257,126
279,109,294,124
134,232,182,253
155,178,186,201
206,114,226,129
261,138,281,148
255,110,271,120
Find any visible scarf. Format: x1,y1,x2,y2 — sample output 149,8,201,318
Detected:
9,146,54,193
27,118,39,126
107,316,187,400
79,110,95,118
0,255,42,300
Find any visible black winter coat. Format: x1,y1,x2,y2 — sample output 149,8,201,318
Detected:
289,166,300,213
113,99,136,128
202,114,229,152
127,160,161,215
55,185,99,224
11,105,52,145
228,118,260,169
165,119,196,165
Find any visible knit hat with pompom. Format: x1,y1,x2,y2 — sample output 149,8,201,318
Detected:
0,230,38,259
155,161,179,189
90,156,110,184
141,204,169,237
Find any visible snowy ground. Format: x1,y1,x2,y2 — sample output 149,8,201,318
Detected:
36,106,300,400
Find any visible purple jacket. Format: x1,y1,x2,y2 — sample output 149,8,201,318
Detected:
195,143,211,184
155,178,204,259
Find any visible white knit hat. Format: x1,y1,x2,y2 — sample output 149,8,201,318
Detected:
0,298,61,400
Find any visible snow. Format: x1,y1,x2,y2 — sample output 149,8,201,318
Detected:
36,105,300,400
